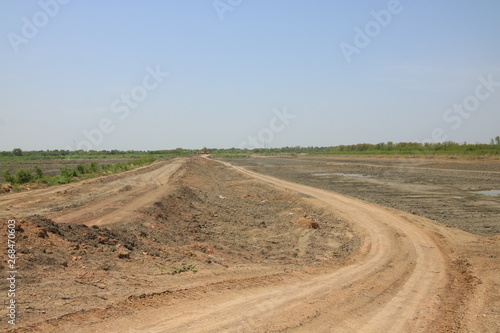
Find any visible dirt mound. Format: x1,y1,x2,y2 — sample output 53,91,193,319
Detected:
296,214,321,229
1,183,13,193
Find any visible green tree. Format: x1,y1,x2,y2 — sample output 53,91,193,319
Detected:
12,148,23,156
496,136,500,145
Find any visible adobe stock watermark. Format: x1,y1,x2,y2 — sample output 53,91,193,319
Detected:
421,74,499,143
5,219,18,326
7,0,70,54
67,64,168,151
238,107,295,149
213,0,243,21
340,0,408,64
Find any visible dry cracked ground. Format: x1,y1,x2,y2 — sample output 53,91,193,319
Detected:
0,156,499,332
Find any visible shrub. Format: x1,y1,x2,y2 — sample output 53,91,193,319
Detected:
2,170,14,184
15,169,34,184
60,166,77,178
34,166,43,179
76,163,88,175
90,161,99,173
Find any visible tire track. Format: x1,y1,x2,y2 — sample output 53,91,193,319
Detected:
223,162,447,332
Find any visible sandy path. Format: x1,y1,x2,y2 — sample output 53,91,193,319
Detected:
49,160,184,225
65,160,451,332
0,159,184,225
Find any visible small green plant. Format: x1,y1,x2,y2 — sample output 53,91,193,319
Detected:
171,265,197,275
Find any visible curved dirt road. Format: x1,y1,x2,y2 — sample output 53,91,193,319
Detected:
0,159,184,225
227,163,448,332
67,160,452,332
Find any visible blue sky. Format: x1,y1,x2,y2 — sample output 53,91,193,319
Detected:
1,0,499,150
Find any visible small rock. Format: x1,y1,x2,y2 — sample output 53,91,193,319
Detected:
37,228,49,238
117,251,130,259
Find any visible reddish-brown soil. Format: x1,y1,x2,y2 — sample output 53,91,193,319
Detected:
0,157,498,332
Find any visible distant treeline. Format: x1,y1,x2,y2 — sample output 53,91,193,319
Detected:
0,148,192,160
1,138,499,160
209,139,500,158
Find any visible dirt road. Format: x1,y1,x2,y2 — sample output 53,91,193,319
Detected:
50,160,183,225
57,160,483,332
0,160,184,225
3,157,498,332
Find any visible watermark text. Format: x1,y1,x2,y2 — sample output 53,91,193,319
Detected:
5,219,17,326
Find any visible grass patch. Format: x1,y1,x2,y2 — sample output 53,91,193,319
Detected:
171,265,197,275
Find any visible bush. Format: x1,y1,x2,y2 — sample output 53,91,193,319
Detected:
101,164,112,171
2,170,14,183
60,166,77,179
90,161,99,173
34,166,43,179
76,163,88,175
15,169,34,184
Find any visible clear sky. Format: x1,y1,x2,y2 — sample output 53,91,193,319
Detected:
1,0,499,151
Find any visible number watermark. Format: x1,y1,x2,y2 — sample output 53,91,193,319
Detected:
5,219,17,326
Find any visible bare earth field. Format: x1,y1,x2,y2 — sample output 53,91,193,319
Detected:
222,156,500,236
0,156,499,332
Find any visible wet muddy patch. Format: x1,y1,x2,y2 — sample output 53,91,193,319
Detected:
475,190,500,196
312,173,373,178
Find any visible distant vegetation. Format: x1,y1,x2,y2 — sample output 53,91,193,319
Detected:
2,139,500,162
0,148,192,161
2,156,156,187
210,138,500,158
1,137,499,184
